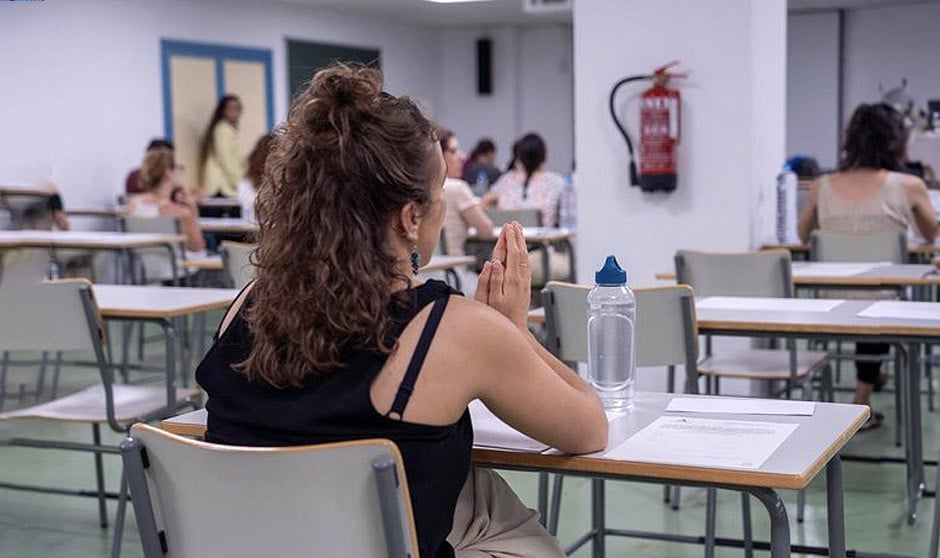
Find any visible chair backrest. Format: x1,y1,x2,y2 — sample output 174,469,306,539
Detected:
485,207,542,227
674,249,793,298
0,248,50,285
0,279,102,352
121,215,184,284
122,423,419,558
809,230,906,263
219,241,255,289
541,281,698,371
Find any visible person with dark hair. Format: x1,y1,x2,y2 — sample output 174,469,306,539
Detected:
125,138,177,195
195,64,606,558
237,133,274,223
484,133,564,227
199,95,245,198
798,102,937,430
461,138,501,190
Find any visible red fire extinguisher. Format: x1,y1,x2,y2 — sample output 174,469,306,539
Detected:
609,61,686,192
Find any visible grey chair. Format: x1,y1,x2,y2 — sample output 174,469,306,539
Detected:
121,423,418,558
0,279,200,555
121,215,186,286
809,229,906,263
485,207,543,227
539,282,758,555
674,249,831,400
219,240,255,289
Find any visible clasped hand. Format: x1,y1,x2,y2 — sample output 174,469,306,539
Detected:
474,222,531,328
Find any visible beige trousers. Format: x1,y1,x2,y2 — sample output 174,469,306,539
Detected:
447,467,565,558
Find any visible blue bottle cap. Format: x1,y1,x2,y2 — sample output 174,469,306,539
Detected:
595,255,627,285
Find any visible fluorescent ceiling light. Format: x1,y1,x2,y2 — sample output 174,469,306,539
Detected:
424,0,494,3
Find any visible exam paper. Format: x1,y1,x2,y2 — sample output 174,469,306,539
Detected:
791,262,886,278
665,397,815,416
470,400,550,453
857,301,940,321
695,296,843,313
607,417,798,470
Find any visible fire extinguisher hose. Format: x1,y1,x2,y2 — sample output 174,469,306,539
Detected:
608,74,651,186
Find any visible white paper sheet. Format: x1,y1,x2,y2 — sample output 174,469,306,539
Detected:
665,397,815,416
607,417,798,470
856,301,940,321
791,262,886,278
469,400,550,453
695,296,843,313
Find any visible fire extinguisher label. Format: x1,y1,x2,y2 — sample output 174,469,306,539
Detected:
639,97,676,174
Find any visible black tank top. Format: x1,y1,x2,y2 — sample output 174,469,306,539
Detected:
195,279,472,558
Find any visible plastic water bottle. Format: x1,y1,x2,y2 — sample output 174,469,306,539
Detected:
475,169,489,197
587,255,636,410
775,167,798,244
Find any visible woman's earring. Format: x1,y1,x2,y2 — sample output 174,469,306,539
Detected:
410,248,421,275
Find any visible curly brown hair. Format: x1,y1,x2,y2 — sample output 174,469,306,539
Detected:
245,133,275,187
237,63,438,388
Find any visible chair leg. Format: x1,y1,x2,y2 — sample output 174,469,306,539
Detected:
704,488,717,558
741,493,753,558
548,474,564,536
537,472,549,527
926,344,935,412
929,451,940,558
0,351,9,411
671,485,681,511
111,472,129,558
50,351,62,400
895,350,904,448
92,424,108,528
835,341,842,384
35,351,48,401
136,322,145,362
797,489,805,522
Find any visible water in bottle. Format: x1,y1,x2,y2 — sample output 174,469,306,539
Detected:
475,169,490,197
587,255,636,410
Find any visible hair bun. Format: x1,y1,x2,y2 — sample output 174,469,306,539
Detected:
312,64,383,113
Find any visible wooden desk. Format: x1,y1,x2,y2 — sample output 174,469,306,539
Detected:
197,217,257,234
162,392,865,558
65,207,124,218
469,227,576,283
695,296,940,524
657,262,940,289
763,242,940,262
0,185,52,198
182,255,223,272
0,230,185,250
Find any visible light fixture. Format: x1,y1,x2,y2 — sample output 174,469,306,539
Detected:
423,0,494,3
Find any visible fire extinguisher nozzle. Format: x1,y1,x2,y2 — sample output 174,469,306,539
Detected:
629,161,640,187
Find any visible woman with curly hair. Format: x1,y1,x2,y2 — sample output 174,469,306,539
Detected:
798,102,937,430
195,64,607,558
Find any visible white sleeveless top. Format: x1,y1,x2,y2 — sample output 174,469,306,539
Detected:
817,171,914,234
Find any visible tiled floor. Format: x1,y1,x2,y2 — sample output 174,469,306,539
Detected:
0,330,936,557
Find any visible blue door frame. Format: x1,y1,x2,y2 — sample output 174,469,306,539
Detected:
160,38,274,141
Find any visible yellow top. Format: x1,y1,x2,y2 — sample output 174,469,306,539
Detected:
202,122,245,198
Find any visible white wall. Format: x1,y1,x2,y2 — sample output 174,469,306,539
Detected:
787,11,840,169
573,0,786,288
0,0,441,210
786,3,940,169
436,25,574,175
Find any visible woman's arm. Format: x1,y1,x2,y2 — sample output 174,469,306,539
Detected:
468,223,607,453
797,179,821,243
903,177,939,241
461,205,495,240
161,204,206,253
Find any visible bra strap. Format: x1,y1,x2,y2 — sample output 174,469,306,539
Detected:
387,296,450,420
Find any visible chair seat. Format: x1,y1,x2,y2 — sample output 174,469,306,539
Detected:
698,349,828,380
0,385,201,423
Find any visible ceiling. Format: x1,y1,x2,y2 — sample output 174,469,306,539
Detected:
281,0,940,27
279,0,572,27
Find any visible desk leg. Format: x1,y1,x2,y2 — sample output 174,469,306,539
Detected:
745,487,790,558
908,343,925,525
537,472,548,527
591,478,605,558
826,456,846,558
158,319,177,411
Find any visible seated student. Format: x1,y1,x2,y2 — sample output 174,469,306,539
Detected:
484,133,564,227
126,139,175,195
195,64,607,558
461,138,502,192
127,148,206,253
236,133,274,224
438,128,495,255
798,103,938,430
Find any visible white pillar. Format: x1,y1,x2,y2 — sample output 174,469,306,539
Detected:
573,0,786,286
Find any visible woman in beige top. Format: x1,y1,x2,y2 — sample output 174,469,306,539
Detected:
798,103,938,429
438,128,494,256
128,148,206,253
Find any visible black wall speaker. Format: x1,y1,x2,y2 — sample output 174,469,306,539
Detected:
476,38,492,95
